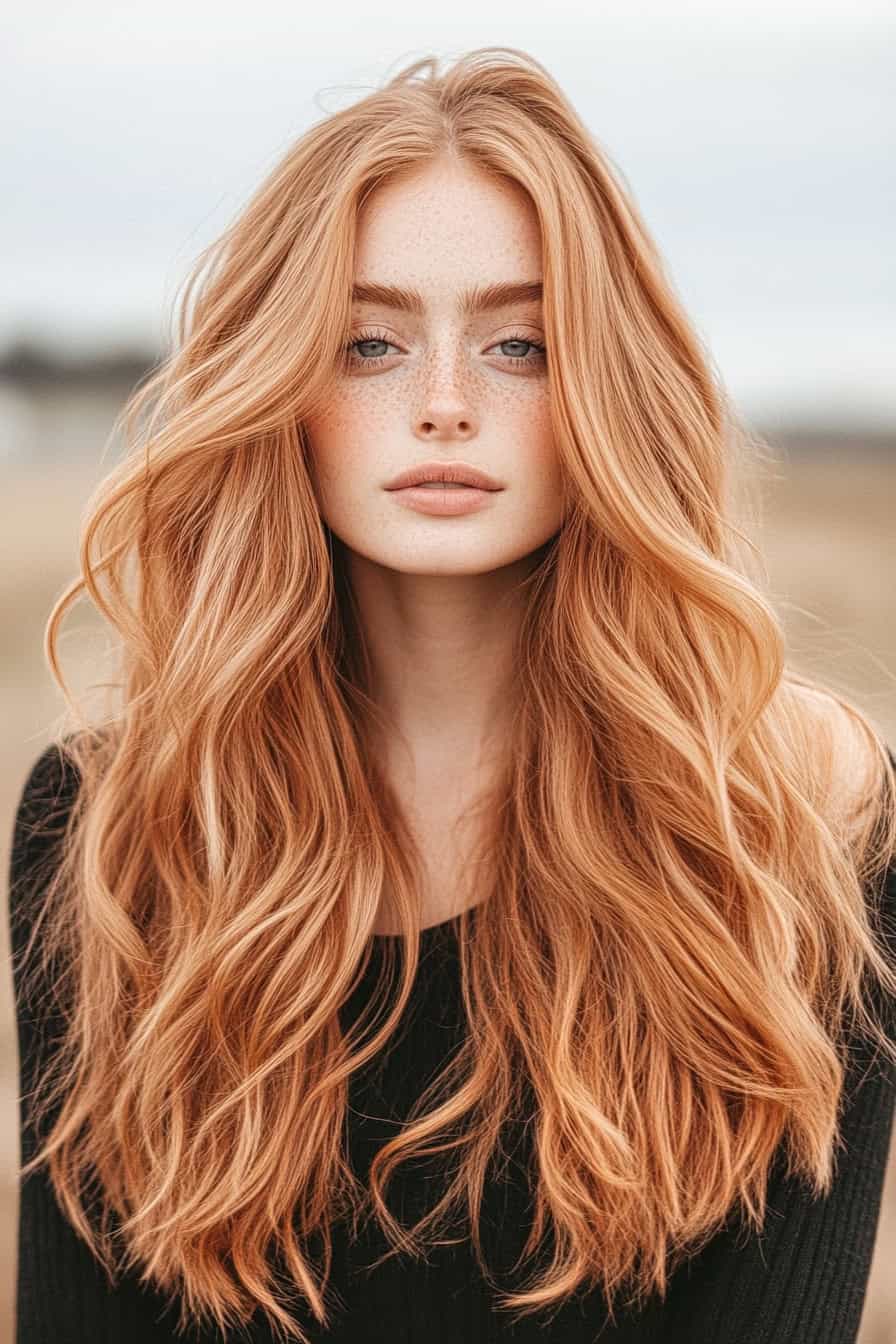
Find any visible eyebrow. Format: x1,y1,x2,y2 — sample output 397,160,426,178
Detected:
350,279,543,317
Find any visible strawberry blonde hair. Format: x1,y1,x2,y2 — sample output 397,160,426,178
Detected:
14,46,896,1343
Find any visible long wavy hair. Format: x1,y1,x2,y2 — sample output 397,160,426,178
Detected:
14,45,896,1343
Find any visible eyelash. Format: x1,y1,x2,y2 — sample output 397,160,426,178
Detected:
342,327,547,369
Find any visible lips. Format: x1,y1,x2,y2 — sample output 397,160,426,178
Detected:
384,461,503,491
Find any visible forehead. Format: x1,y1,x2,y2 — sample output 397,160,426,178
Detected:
350,162,544,316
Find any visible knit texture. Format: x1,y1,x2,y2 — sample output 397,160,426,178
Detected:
9,740,896,1343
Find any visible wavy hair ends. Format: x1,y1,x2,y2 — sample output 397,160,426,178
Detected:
17,45,896,1344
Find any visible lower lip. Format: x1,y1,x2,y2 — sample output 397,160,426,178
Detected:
386,486,501,516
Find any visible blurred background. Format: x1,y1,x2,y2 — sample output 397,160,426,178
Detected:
2,2,894,1340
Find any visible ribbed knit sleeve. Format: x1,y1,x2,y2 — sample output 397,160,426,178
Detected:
657,748,896,1344
663,1043,895,1343
8,742,187,1344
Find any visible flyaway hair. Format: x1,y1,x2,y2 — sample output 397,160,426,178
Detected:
11,46,896,1344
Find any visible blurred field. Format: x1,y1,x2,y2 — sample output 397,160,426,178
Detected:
1,402,894,1342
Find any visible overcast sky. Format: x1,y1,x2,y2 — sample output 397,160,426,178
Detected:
2,1,894,427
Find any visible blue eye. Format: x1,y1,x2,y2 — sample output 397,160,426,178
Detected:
342,329,547,369
343,330,396,367
494,337,547,367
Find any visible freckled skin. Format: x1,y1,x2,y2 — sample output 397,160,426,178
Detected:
306,156,563,583
304,155,564,855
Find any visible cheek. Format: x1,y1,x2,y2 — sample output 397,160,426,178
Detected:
305,384,396,476
510,389,557,470
305,407,364,486
508,394,564,524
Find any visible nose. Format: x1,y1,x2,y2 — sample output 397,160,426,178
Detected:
414,373,478,440
413,336,481,441
415,405,476,440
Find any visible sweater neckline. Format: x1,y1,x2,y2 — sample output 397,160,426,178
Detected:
371,911,462,942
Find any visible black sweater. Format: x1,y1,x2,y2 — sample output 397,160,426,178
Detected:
8,741,896,1343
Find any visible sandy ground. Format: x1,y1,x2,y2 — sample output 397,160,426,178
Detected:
1,442,894,1342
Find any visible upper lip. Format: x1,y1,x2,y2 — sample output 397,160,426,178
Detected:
384,461,504,491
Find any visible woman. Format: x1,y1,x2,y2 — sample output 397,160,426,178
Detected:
9,47,896,1344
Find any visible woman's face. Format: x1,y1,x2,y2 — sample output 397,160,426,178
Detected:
304,155,564,577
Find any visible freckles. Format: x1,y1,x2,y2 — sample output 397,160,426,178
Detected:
491,377,551,426
506,389,555,466
317,381,398,438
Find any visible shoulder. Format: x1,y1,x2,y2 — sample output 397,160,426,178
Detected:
8,739,89,1156
790,688,896,1038
7,737,83,941
9,738,83,867
788,683,892,840
12,737,83,821
787,684,896,966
